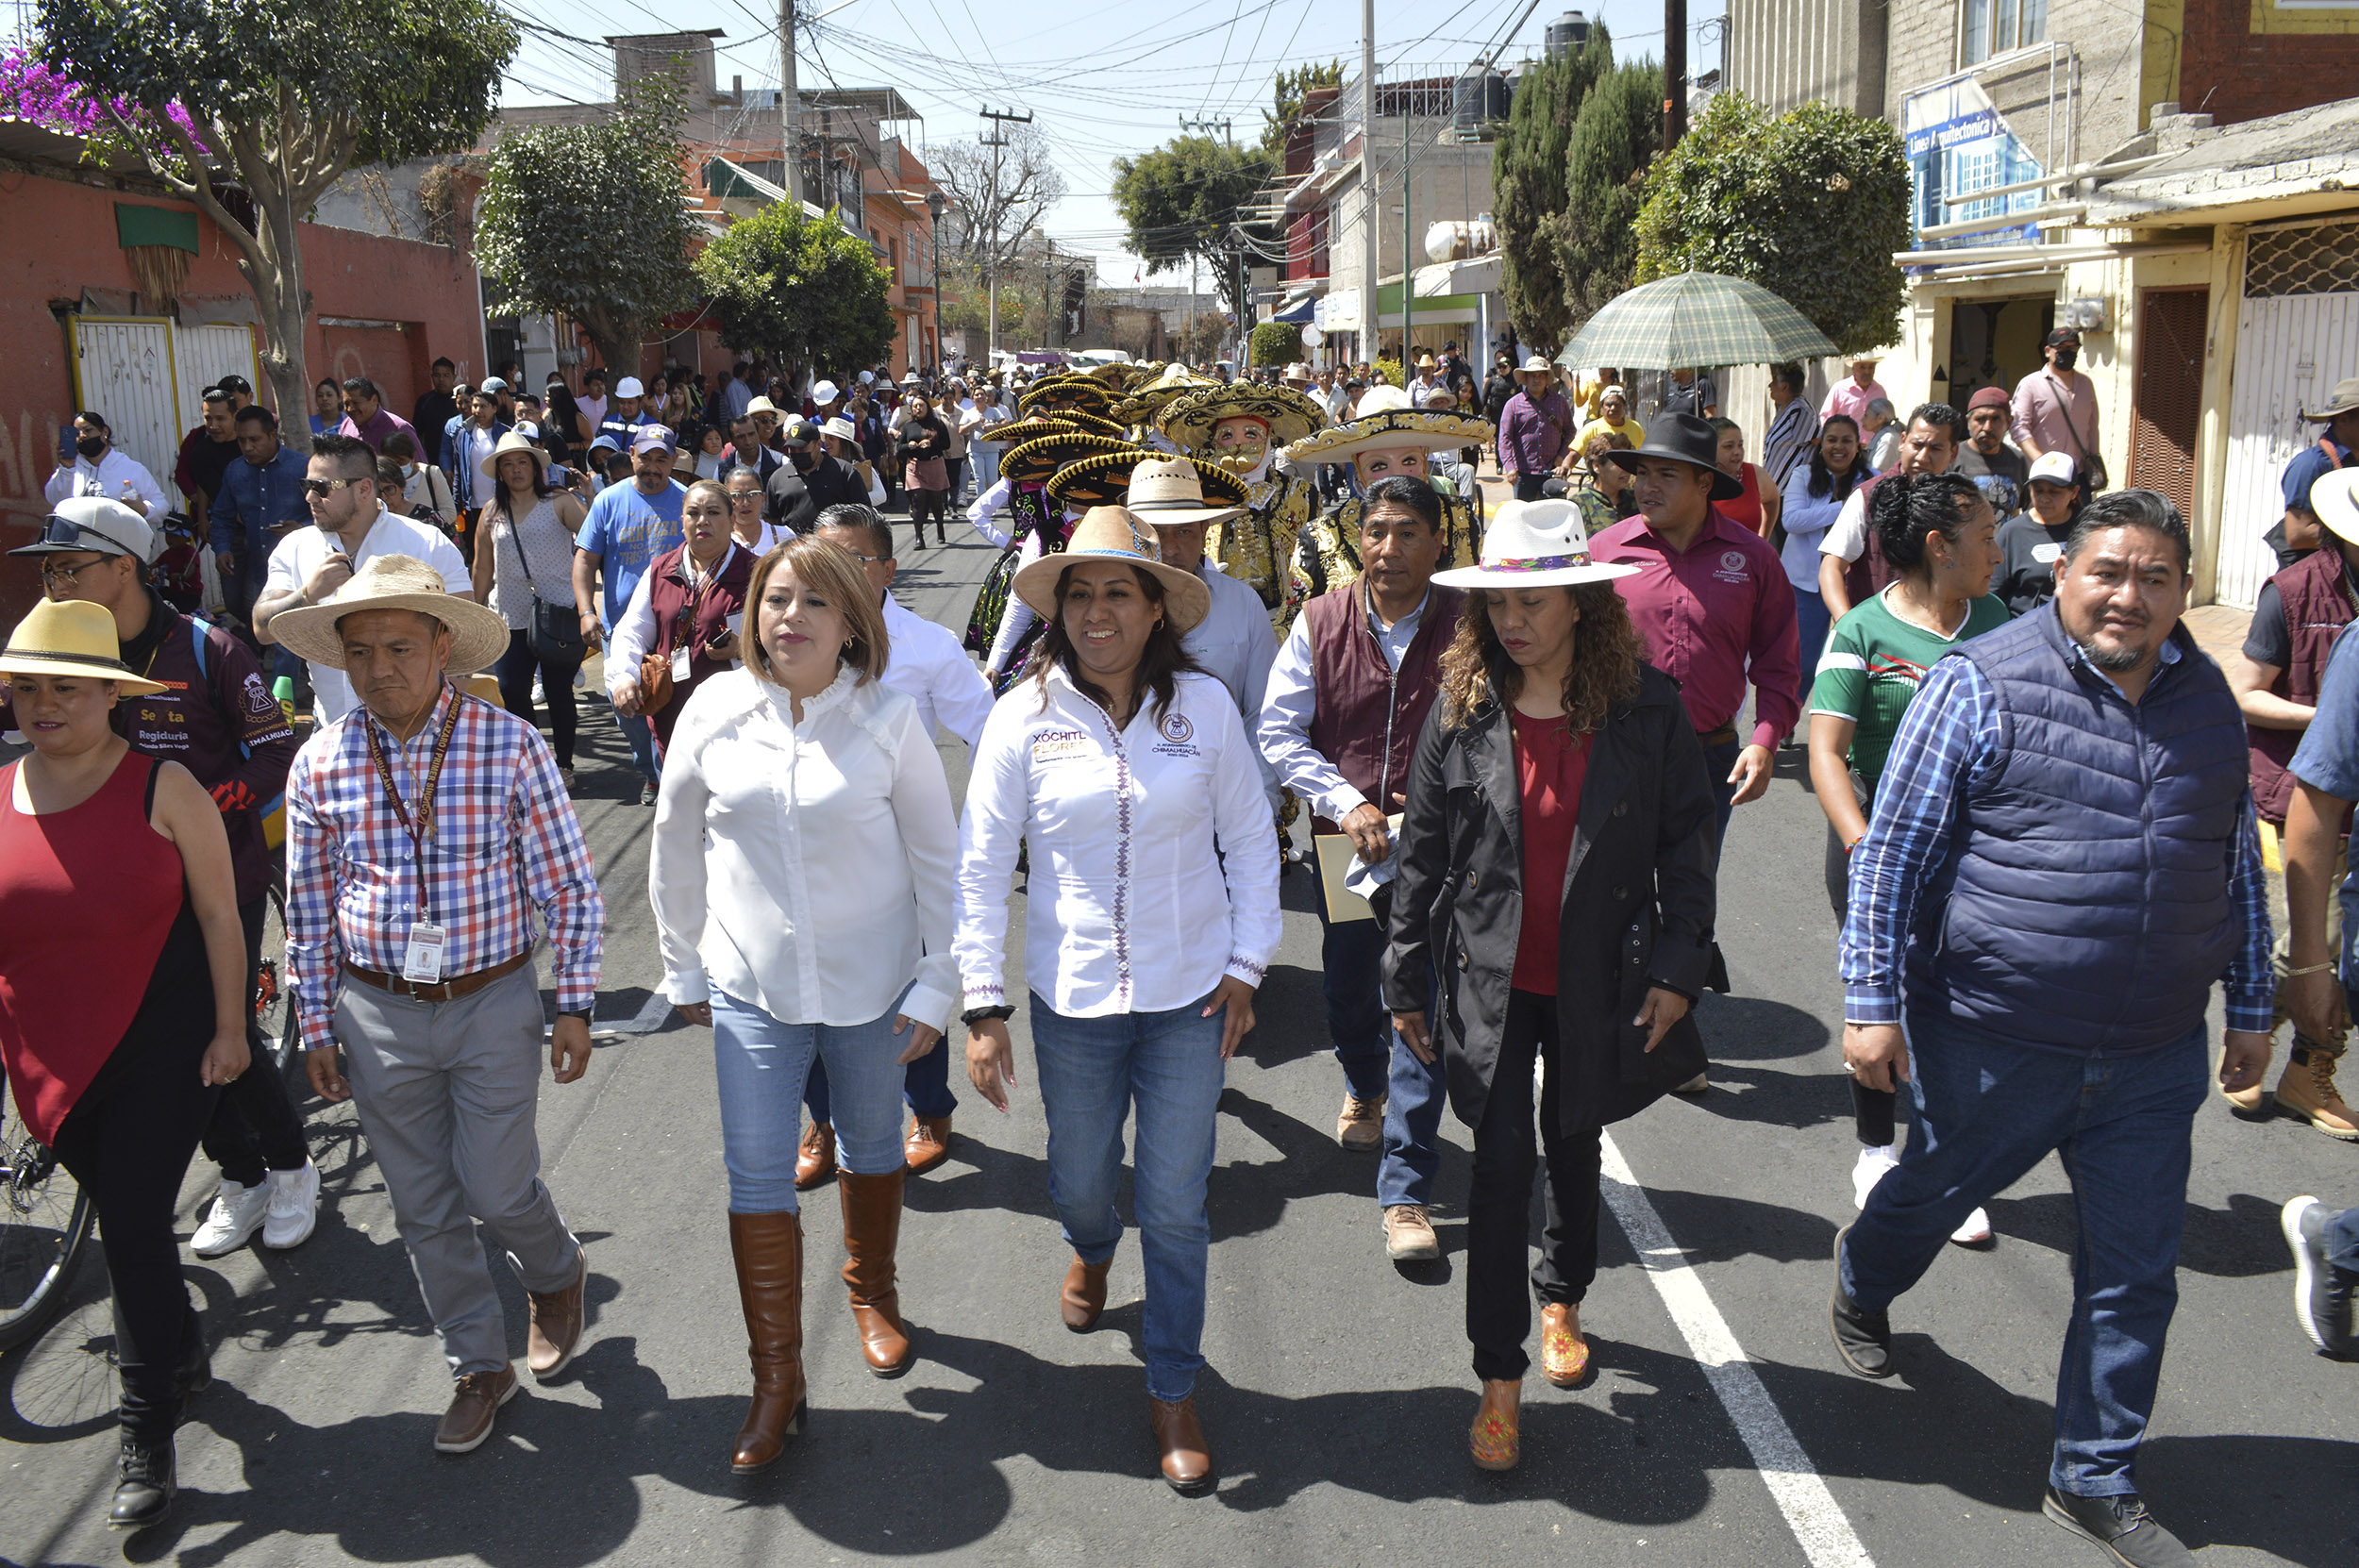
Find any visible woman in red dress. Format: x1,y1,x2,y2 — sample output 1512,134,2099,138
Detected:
0,598,248,1530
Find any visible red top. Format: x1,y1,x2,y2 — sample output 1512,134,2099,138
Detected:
0,752,184,1143
1510,710,1594,996
1719,463,1769,534
1591,506,1802,749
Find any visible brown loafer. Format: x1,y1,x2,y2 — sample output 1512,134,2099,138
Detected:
1061,1253,1112,1332
795,1123,837,1190
524,1248,588,1381
1539,1302,1590,1388
433,1365,518,1454
904,1115,953,1176
1148,1395,1214,1494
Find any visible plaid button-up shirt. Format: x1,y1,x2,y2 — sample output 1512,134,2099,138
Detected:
285,683,604,1050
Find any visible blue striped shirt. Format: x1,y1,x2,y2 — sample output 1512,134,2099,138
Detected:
1839,638,2273,1035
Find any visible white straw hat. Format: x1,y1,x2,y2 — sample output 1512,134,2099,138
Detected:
1432,499,1639,590
269,554,511,675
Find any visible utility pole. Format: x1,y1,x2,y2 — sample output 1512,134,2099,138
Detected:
779,0,800,204
1360,0,1378,366
979,106,1032,362
1664,0,1688,152
1400,79,1414,363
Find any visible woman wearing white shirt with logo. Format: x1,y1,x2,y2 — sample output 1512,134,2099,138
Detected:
649,534,959,1473
957,506,1280,1496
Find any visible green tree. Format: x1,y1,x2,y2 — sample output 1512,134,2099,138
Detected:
1110,135,1274,318
693,202,895,390
1491,26,1614,357
1247,322,1302,367
1262,60,1344,154
1548,60,1664,327
1634,94,1912,355
34,0,516,448
475,78,698,382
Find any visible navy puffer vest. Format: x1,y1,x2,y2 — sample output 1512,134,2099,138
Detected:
1906,605,2250,1053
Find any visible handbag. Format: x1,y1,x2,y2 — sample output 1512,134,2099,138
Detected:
503,509,587,664
2047,375,2108,492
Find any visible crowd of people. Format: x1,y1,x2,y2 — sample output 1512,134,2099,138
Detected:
3,347,2355,1568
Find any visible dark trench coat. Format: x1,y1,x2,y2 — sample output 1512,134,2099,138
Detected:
1381,664,1718,1140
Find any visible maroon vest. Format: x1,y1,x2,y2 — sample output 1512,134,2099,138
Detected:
1302,582,1465,833
647,542,755,747
2251,545,2358,825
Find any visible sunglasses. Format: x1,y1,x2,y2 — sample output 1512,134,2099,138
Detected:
728,492,762,505
33,512,139,558
301,476,365,497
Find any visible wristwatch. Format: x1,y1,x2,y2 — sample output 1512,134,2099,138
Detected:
962,1005,1014,1026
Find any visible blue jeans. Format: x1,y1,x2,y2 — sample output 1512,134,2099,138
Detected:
1840,1010,2210,1496
618,709,659,786
805,1036,957,1124
1317,901,1394,1103
1793,587,1831,718
711,990,911,1212
1380,977,1444,1209
1029,993,1229,1403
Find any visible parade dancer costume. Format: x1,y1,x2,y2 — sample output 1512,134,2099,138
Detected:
1283,387,1495,604
1156,383,1329,637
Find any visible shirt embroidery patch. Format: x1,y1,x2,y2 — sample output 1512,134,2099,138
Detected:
1032,728,1090,761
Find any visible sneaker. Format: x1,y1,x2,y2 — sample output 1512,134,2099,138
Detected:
262,1159,320,1249
640,781,657,807
1336,1093,1385,1151
1829,1223,1894,1378
1382,1204,1440,1261
2281,1195,2358,1359
1949,1206,1995,1247
2274,1045,2359,1140
1850,1143,1899,1210
190,1178,268,1258
2042,1488,2196,1567
433,1365,520,1454
1672,1071,1709,1094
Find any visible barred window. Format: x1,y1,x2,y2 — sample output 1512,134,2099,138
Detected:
2245,220,2359,299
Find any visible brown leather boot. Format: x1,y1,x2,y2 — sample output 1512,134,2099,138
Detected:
838,1171,912,1376
1148,1395,1214,1494
2277,1043,2359,1141
726,1211,806,1472
795,1124,837,1190
1061,1253,1112,1332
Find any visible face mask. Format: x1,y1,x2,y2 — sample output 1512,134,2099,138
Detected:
2052,347,2078,372
75,435,107,459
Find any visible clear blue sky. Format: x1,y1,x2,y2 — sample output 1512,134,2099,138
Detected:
502,0,1727,287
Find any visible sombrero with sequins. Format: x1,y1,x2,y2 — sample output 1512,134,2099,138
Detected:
1157,382,1328,451
1283,384,1492,466
1000,430,1144,488
1046,451,1250,514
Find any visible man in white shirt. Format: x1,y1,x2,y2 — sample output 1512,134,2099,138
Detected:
253,433,472,724
45,409,170,518
794,502,995,1185
1815,402,1963,619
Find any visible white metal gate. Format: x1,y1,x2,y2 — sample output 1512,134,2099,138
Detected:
171,323,261,436
2217,218,2359,608
70,317,180,497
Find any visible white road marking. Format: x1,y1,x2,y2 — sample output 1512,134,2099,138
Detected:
546,990,674,1041
1599,1131,1877,1568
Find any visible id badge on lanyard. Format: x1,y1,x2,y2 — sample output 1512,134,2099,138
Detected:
402,922,447,983
368,693,463,983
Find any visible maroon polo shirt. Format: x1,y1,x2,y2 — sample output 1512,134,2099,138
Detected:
1591,506,1801,749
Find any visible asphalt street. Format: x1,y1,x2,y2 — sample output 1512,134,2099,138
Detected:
6,520,2353,1568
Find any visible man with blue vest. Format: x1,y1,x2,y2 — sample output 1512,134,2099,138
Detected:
1832,488,2273,1568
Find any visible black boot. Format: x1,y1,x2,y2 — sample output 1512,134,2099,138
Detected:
109,1436,176,1530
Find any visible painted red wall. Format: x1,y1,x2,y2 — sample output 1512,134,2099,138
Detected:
0,171,483,623
2179,0,2359,128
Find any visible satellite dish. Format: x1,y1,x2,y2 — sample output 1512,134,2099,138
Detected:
1300,324,1325,348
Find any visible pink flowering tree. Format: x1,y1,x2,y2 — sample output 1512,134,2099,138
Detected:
23,1,518,448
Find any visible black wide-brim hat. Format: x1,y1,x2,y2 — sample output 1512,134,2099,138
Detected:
1001,430,1144,488
1046,451,1251,513
1603,412,1746,502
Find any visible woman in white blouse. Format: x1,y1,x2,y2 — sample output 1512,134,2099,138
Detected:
649,534,959,1474
956,505,1281,1497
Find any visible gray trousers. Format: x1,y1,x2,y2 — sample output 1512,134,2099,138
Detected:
336,964,581,1376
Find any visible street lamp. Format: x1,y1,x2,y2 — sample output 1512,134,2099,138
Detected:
925,188,947,375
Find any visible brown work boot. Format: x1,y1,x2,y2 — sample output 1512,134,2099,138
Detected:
433,1365,518,1454
1061,1253,1112,1332
522,1246,587,1381
2277,1045,2359,1141
839,1170,912,1376
1382,1204,1440,1262
1336,1093,1385,1151
2222,1077,2274,1118
727,1210,806,1472
904,1115,953,1176
795,1123,837,1190
1148,1395,1215,1494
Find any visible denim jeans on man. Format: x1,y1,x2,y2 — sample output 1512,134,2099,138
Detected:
1029,993,1228,1404
1839,1009,2210,1496
804,1032,957,1126
1316,898,1445,1209
618,710,660,788
711,989,910,1212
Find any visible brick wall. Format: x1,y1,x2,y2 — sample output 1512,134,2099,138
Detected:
2178,0,2359,127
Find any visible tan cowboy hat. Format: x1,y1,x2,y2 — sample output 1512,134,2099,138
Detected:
821,415,861,444
2304,375,2359,422
477,428,549,483
1049,454,1248,523
1281,362,1312,384
1158,382,1328,453
745,396,783,419
0,598,166,693
1012,506,1212,633
270,554,510,676
1518,356,1554,375
1432,499,1638,591
2313,469,2359,546
1283,385,1493,467
1415,354,1438,370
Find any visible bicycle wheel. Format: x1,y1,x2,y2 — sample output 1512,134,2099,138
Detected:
258,878,300,1076
0,1089,93,1354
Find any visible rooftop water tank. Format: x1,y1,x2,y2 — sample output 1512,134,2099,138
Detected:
1545,10,1591,58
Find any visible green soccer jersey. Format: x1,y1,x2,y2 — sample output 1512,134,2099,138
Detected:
1810,588,2013,794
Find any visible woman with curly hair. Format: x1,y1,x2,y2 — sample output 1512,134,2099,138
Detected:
1383,498,1720,1473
